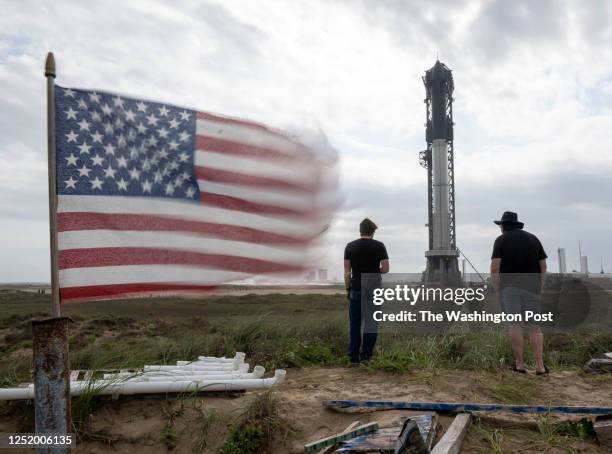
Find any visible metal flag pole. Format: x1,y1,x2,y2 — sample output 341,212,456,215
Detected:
31,52,72,452
45,52,61,317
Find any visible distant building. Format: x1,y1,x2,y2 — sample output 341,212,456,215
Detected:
317,269,328,281
557,248,567,274
580,256,589,274
306,271,316,282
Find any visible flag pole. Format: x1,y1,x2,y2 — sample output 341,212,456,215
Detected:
45,52,61,317
32,52,71,448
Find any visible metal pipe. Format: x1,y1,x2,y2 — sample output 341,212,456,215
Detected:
45,51,60,317
0,370,286,401
32,318,71,454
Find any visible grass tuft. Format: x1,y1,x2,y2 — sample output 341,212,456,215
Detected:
489,376,541,404
160,425,178,449
473,420,504,454
221,391,293,453
192,408,217,453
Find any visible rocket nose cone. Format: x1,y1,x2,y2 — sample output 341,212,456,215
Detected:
431,60,446,80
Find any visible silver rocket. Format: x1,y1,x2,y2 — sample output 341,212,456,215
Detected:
421,60,460,285
429,61,453,253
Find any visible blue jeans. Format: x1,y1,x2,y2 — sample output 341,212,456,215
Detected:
348,289,378,363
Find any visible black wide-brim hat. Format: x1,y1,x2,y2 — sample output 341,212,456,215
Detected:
494,211,524,228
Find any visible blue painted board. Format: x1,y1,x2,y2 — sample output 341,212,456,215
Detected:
324,400,612,415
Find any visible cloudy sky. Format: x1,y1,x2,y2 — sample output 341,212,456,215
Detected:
1,0,611,283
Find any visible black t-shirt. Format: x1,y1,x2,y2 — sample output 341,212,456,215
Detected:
344,238,388,290
491,229,547,291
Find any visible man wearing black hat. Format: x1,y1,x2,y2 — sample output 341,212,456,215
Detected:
344,218,389,366
490,211,548,375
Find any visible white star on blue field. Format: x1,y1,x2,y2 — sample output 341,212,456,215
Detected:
55,87,199,201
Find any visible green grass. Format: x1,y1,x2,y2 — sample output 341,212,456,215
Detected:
71,374,133,437
473,421,504,454
160,425,178,449
192,408,217,453
535,416,596,449
470,415,598,453
220,424,265,454
1,292,611,387
489,375,541,404
221,391,292,454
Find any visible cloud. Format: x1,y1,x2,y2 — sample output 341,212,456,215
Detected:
468,0,568,61
1,0,611,282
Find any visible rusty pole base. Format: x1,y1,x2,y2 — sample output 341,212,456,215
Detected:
32,317,72,454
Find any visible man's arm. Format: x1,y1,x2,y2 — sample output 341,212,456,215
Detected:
490,258,501,293
380,259,389,273
344,259,351,299
537,239,548,290
379,243,390,273
539,259,547,289
490,236,502,293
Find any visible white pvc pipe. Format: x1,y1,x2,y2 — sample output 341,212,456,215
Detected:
103,363,253,380
178,353,245,367
143,362,239,372
30,372,265,386
195,352,245,363
100,366,266,381
119,371,264,382
1,369,285,401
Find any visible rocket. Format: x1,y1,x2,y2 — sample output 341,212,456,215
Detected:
427,61,453,252
422,60,460,285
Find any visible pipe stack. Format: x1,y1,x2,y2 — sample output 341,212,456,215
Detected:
0,352,286,401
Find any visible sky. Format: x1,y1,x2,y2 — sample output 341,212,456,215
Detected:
1,0,612,283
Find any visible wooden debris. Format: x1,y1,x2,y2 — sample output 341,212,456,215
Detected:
594,415,612,449
395,419,428,454
323,399,612,415
320,421,361,454
335,414,437,452
431,413,471,454
584,358,612,372
304,422,378,453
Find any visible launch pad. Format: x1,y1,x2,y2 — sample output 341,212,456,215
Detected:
420,61,461,286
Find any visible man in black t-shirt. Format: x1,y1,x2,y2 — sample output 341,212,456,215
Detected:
490,211,548,375
344,218,389,365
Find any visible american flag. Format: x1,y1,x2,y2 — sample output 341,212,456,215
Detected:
55,86,337,303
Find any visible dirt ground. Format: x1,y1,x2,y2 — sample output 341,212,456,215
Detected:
2,366,606,453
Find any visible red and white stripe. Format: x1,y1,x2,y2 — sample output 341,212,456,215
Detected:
58,112,336,303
